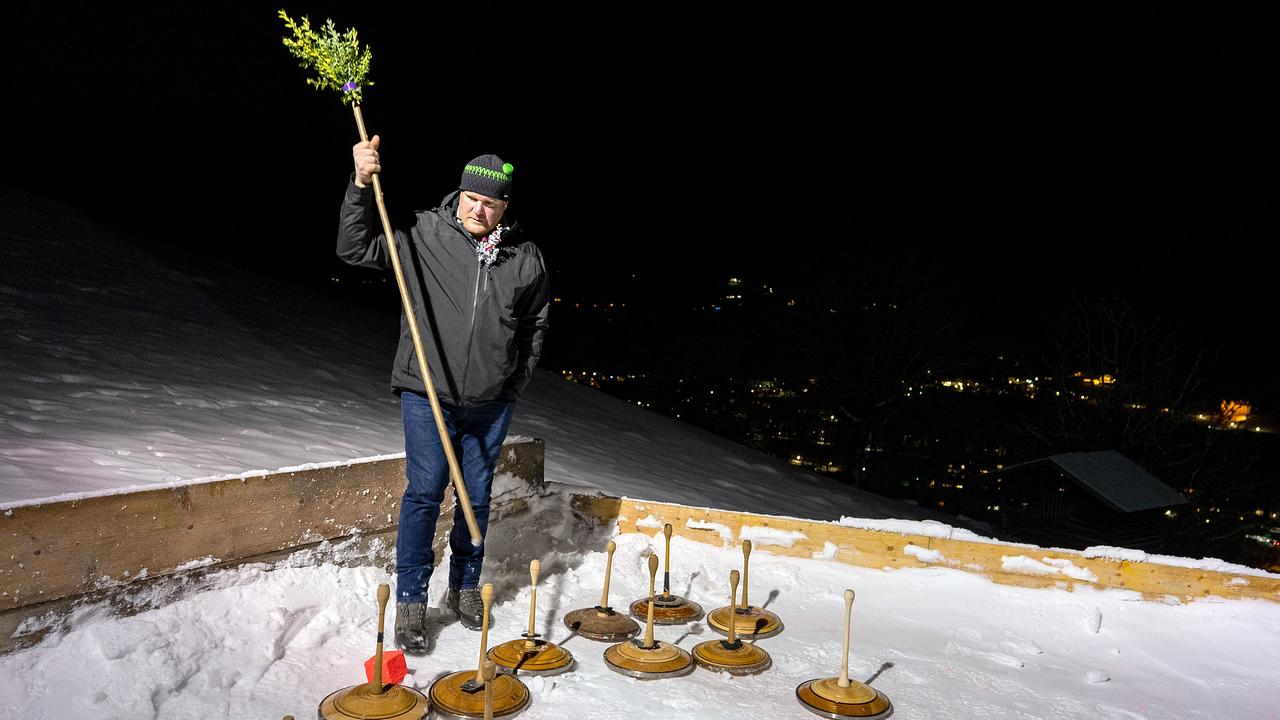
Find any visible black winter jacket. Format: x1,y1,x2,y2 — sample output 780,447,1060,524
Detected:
336,181,549,405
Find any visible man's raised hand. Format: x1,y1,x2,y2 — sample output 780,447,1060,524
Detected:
353,134,382,186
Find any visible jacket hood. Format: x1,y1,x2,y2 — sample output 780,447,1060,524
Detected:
435,190,521,243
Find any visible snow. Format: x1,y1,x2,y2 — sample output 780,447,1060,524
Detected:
1001,555,1100,583
836,516,1005,542
684,519,735,544
1044,558,1100,583
3,516,1279,719
738,525,808,549
904,544,944,563
812,541,839,560
4,190,1280,718
173,557,221,573
1082,546,1277,579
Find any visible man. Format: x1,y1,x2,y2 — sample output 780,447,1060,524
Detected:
337,135,549,652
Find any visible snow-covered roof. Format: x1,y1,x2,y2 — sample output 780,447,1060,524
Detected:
1008,450,1188,513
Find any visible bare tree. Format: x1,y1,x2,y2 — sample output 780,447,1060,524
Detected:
1026,291,1261,555
772,220,961,473
1032,292,1206,462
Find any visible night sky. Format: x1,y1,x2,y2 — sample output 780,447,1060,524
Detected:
6,5,1278,389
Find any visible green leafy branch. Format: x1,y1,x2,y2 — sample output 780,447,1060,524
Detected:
278,9,373,105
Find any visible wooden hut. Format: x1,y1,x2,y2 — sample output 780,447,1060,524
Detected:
999,450,1187,552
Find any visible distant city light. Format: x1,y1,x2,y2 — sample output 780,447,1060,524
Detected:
1221,400,1251,425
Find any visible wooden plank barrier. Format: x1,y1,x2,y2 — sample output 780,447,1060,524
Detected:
6,449,1277,655
572,497,1280,604
0,440,545,615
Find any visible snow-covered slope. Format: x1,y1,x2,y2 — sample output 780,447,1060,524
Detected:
0,190,400,501
0,188,934,524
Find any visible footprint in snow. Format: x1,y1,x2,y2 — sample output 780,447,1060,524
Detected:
944,640,1025,668
999,636,1044,656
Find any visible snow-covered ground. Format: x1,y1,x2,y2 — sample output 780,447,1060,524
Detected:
4,189,1280,718
2,512,1278,719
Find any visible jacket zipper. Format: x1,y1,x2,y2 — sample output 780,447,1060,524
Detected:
459,255,484,398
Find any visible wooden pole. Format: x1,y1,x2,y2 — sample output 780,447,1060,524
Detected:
599,541,617,610
350,103,481,546
662,523,673,597
643,554,658,649
481,660,496,720
373,583,390,691
474,584,495,685
838,589,854,688
526,559,540,646
726,570,740,645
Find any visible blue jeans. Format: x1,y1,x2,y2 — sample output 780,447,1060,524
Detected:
396,390,515,603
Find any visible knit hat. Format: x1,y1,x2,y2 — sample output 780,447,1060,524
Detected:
459,154,514,200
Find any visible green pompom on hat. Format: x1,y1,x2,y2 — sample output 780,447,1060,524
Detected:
460,154,514,200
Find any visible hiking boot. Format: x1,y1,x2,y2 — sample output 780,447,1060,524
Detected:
446,586,492,631
394,601,432,654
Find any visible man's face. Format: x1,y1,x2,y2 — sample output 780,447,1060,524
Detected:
459,191,507,237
